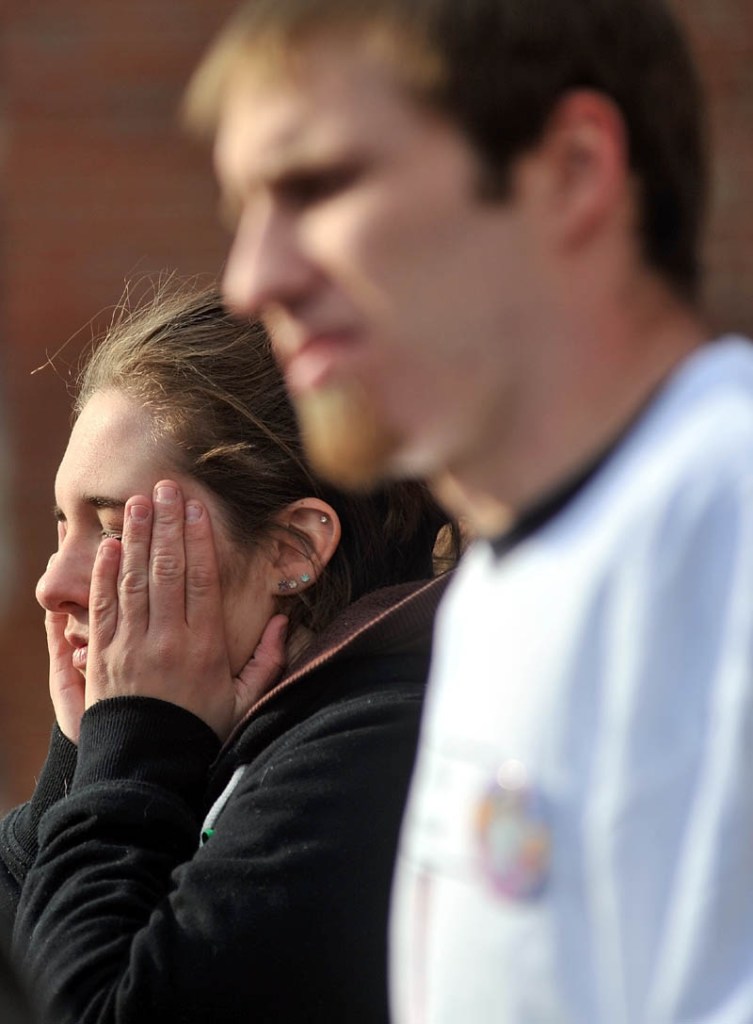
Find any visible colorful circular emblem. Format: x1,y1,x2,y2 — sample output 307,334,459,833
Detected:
475,759,551,900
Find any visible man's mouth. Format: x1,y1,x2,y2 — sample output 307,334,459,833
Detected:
283,331,358,394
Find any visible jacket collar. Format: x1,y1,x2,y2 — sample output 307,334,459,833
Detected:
221,573,453,751
284,572,453,684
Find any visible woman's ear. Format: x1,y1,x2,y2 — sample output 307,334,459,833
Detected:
268,498,341,595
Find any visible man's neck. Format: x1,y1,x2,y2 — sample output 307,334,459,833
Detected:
437,286,708,538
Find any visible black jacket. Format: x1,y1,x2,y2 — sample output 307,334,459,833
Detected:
0,575,450,1024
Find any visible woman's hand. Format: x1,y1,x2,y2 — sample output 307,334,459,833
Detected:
44,592,86,744
86,481,287,741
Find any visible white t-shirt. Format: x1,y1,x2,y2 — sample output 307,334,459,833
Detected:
391,338,753,1023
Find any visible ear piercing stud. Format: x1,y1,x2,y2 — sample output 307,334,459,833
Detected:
319,514,329,523
278,573,312,592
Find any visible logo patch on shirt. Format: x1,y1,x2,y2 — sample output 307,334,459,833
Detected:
475,759,551,900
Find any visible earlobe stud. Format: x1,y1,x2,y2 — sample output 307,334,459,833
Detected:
278,574,312,592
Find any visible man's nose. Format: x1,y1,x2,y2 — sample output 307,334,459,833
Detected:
35,549,89,614
222,205,318,318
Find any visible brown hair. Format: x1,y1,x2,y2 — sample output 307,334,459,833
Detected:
185,0,707,301
77,283,459,634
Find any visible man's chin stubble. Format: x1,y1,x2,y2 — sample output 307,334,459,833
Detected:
295,382,401,491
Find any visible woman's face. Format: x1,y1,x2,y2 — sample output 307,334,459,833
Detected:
36,389,278,678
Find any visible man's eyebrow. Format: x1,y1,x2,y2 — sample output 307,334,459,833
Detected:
53,496,127,521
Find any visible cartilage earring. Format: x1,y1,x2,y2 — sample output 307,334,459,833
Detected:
319,514,328,523
278,578,298,592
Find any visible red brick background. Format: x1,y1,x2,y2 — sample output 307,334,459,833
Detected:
0,1,238,805
0,1,751,803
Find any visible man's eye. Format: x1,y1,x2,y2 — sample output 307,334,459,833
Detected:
278,166,358,207
101,529,122,541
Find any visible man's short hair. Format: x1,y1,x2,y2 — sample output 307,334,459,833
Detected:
187,0,707,301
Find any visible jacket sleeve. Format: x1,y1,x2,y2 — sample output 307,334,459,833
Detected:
13,682,423,1024
0,724,78,924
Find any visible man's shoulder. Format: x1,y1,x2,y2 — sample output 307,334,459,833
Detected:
450,339,753,586
599,337,753,520
644,336,753,459
551,336,753,535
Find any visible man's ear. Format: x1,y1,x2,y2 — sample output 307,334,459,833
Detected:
525,88,631,249
267,498,341,595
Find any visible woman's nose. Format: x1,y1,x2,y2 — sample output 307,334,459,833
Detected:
36,549,89,613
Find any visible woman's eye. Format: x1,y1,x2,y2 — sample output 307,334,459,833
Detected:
101,529,122,541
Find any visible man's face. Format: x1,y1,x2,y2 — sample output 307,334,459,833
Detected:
215,35,545,489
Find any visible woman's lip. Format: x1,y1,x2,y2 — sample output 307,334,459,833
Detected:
71,645,88,671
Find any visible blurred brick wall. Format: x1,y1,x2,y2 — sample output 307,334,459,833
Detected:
0,1,751,803
678,0,753,335
0,0,238,804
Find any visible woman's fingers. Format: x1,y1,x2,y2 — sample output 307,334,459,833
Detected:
183,498,225,637
234,614,288,711
45,608,86,742
118,495,153,635
90,539,122,642
44,607,71,667
86,539,123,709
147,482,189,630
81,479,235,735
